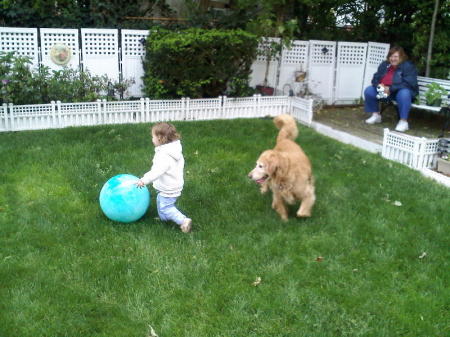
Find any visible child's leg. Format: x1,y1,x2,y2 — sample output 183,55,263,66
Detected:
156,193,187,225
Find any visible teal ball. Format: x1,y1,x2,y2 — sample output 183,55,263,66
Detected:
99,174,150,223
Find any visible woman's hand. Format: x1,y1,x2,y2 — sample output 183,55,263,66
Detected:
135,179,145,188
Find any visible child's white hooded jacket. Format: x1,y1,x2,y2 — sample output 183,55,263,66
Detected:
141,140,184,197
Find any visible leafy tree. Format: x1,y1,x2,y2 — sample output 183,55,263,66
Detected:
0,0,173,28
412,0,449,78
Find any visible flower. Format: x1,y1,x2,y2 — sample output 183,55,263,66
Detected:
1,79,10,85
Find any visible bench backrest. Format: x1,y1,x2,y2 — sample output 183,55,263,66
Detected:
417,76,450,106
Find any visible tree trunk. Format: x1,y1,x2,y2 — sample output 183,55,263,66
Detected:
426,0,440,77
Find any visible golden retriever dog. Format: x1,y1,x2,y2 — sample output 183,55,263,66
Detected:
248,114,315,221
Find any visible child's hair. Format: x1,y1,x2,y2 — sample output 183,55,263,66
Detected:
152,122,180,144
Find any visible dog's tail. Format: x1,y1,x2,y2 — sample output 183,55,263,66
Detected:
274,114,298,141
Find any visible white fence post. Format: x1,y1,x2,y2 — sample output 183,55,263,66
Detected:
56,100,62,127
99,99,105,124
139,98,145,123
8,103,14,131
51,101,56,128
186,98,191,121
1,103,7,131
414,137,426,169
144,98,150,122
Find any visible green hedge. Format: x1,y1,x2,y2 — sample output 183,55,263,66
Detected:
142,28,258,99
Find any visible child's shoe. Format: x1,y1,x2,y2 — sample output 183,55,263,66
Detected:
181,218,192,233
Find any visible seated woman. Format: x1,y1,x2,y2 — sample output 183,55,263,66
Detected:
364,46,418,132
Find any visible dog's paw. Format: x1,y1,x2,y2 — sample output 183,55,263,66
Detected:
297,211,311,218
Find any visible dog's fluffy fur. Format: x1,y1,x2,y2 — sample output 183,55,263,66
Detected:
248,114,315,220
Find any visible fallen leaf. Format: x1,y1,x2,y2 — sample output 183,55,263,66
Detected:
393,200,402,206
315,256,324,262
419,252,427,259
252,277,262,286
148,325,159,337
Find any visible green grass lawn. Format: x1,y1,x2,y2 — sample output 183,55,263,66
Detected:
0,118,448,337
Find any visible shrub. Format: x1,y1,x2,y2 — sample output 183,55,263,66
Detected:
0,52,132,104
142,28,258,99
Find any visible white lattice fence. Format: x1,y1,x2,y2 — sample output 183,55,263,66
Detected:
362,42,390,97
40,28,80,71
121,30,149,98
0,27,39,67
382,128,439,169
277,41,309,95
81,28,119,81
250,38,280,89
307,40,337,104
334,42,368,104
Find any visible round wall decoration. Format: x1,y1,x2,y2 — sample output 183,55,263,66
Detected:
50,44,72,65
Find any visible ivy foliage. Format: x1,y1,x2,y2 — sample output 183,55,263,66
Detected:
142,28,258,99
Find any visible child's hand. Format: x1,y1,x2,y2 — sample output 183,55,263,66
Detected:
136,179,145,188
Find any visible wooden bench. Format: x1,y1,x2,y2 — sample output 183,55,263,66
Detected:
381,76,450,136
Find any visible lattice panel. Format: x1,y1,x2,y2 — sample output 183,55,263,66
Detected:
0,27,38,58
282,41,309,65
384,133,416,151
12,104,53,117
59,102,100,114
40,29,79,56
309,41,336,65
81,29,118,55
104,101,141,112
337,43,367,65
256,38,281,62
367,42,390,66
189,98,221,109
122,30,148,57
148,100,184,111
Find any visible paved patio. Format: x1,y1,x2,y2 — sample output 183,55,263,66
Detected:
313,105,449,144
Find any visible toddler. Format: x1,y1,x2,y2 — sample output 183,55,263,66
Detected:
137,122,192,233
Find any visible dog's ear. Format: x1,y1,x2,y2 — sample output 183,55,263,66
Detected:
265,152,280,176
268,152,288,181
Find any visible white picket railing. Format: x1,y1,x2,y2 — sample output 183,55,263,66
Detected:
0,95,311,132
1,95,447,186
381,128,440,170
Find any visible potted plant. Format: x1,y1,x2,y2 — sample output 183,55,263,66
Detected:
425,82,447,106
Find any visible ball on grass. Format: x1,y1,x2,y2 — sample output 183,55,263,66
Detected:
99,174,150,223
